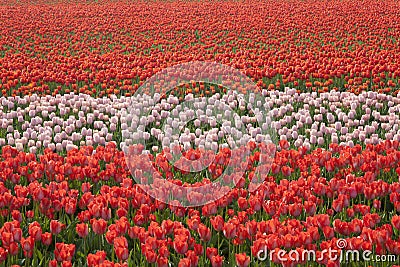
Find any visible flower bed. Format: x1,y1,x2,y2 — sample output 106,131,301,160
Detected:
1,0,400,266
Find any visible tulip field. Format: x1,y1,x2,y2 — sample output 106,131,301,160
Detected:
2,0,400,266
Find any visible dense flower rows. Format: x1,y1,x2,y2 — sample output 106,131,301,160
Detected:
1,0,400,96
1,89,400,154
1,140,400,266
1,0,400,266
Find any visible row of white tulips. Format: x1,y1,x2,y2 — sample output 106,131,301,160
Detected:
0,88,399,153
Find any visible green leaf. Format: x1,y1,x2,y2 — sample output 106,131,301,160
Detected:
36,249,43,261
77,251,86,258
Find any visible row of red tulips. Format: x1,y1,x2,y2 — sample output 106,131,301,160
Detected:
0,140,400,266
2,0,400,97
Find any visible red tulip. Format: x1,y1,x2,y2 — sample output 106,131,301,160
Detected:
115,246,129,261
105,230,118,245
173,236,189,255
206,247,218,260
54,243,75,262
87,251,106,267
157,257,169,267
11,210,22,223
211,215,224,231
48,260,58,267
237,197,248,210
1,232,13,247
28,222,42,242
210,255,224,267
21,236,35,252
235,253,251,267
8,242,19,256
50,220,65,235
159,245,170,258
143,248,157,263
193,243,203,256
197,224,211,242
185,250,199,266
76,223,89,238
61,261,72,267
41,232,52,246
223,222,237,239
91,218,107,235
391,215,400,230
178,258,191,267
